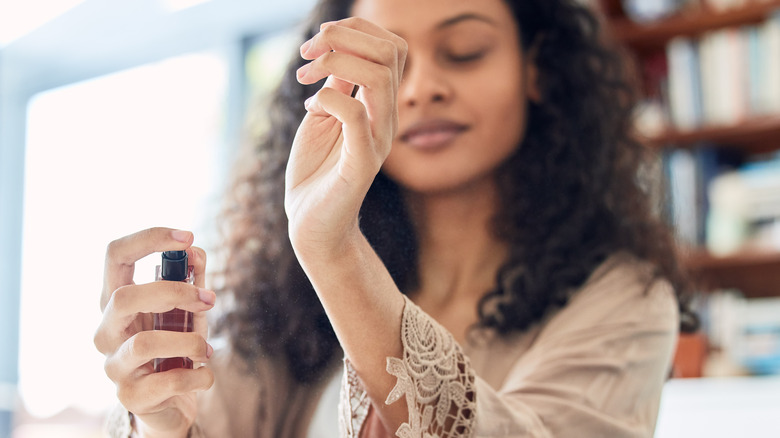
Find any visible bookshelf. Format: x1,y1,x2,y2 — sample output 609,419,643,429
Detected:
604,0,780,52
599,0,780,299
684,248,780,298
645,116,780,153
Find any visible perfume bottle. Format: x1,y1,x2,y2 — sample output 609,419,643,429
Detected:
154,250,194,372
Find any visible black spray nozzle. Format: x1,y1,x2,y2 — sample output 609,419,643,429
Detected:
161,250,188,281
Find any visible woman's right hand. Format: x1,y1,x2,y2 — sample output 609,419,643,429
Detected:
94,227,216,438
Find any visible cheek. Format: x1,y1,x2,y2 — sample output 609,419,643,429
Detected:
473,80,527,156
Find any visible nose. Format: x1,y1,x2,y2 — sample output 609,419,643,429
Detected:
399,56,453,108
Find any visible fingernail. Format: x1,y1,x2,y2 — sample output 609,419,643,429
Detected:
300,39,312,55
206,343,213,359
295,63,311,80
304,95,314,110
171,230,191,243
296,63,311,80
198,288,215,305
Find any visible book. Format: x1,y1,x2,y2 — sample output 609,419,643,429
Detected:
699,28,749,126
761,11,780,115
667,36,703,129
658,12,780,130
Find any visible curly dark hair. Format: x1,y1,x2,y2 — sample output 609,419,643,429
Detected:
214,0,698,385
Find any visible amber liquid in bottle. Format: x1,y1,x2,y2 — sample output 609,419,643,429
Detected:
154,250,194,372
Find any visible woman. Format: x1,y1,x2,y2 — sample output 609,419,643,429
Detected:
95,0,697,436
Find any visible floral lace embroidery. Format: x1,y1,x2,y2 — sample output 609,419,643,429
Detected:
104,405,204,438
105,405,133,438
340,359,371,437
339,296,477,438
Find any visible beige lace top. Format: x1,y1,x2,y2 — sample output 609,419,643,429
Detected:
108,254,679,437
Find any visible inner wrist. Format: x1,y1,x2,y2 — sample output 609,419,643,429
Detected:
290,221,366,264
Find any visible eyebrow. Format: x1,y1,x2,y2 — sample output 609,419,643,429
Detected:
437,13,498,30
388,13,498,39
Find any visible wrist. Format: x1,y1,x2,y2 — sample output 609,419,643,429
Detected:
289,219,365,265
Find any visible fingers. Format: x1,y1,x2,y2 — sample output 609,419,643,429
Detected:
298,18,405,93
297,18,407,143
105,331,212,381
111,281,215,321
187,246,207,289
301,21,404,88
299,53,396,148
117,367,214,416
298,50,394,94
188,246,210,339
102,227,194,310
304,88,383,183
304,18,407,81
95,281,215,355
97,228,212,434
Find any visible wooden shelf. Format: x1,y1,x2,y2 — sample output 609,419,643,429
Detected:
598,1,780,299
644,116,780,153
607,1,780,52
683,248,780,298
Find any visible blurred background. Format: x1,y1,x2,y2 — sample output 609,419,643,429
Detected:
1,0,780,437
0,1,310,437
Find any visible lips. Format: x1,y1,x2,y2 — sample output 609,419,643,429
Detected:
399,119,468,150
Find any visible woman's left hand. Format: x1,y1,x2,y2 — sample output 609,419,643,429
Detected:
285,17,407,259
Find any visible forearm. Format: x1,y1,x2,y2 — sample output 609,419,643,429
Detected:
293,230,407,423
284,16,410,430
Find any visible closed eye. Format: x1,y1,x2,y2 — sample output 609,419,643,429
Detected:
446,51,486,63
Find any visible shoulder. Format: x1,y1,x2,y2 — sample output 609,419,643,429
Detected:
581,252,676,314
542,252,679,340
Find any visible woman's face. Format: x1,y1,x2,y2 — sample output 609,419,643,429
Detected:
351,0,536,195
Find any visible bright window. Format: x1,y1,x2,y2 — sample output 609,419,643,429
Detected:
0,0,85,46
18,51,228,429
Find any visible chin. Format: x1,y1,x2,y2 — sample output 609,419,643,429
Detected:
388,171,496,198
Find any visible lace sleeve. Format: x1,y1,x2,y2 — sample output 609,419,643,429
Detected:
104,405,206,438
105,404,134,438
339,296,477,438
340,359,372,436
